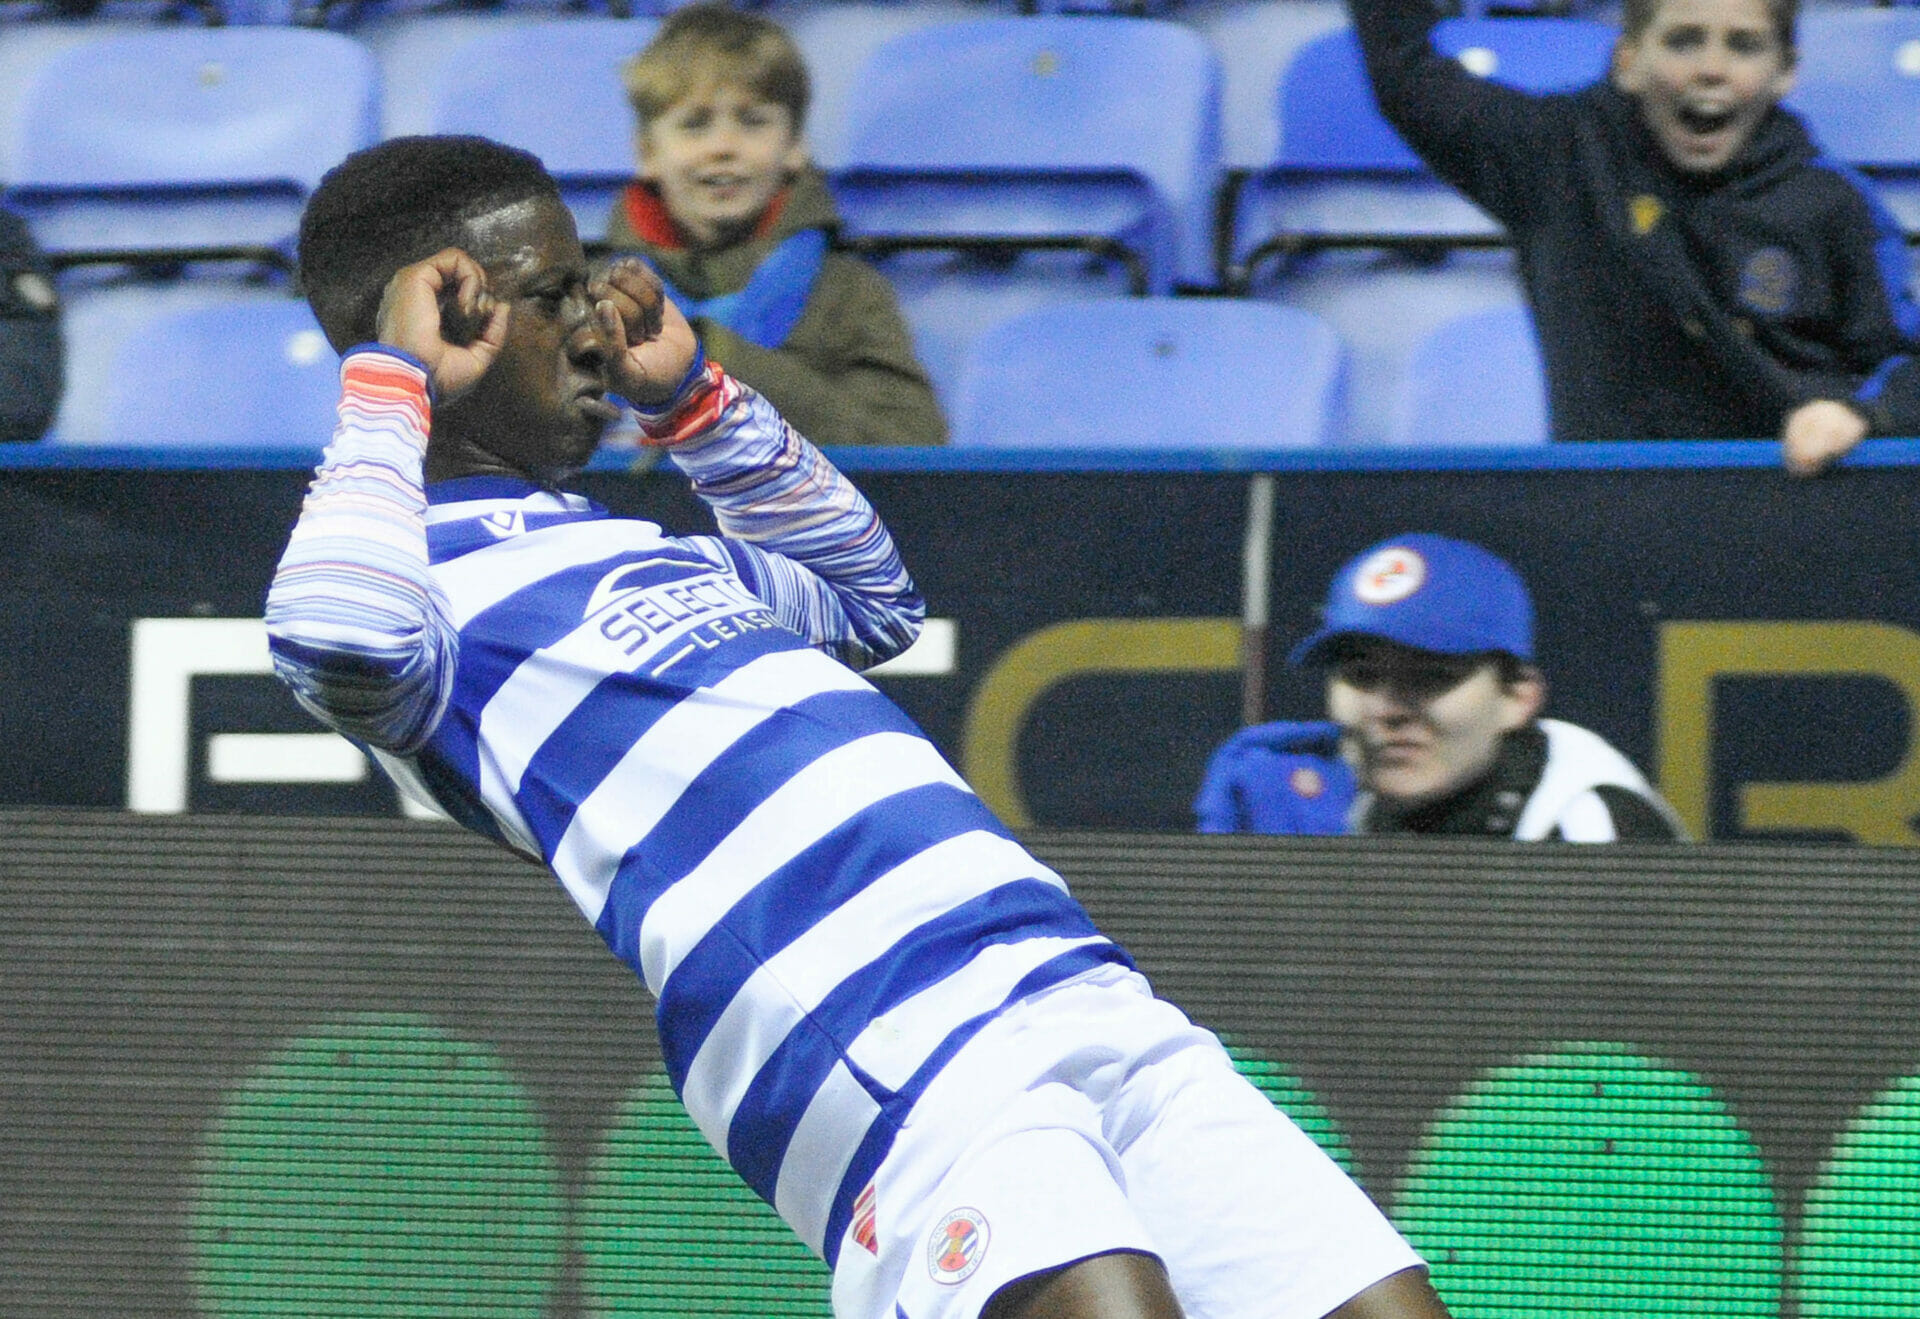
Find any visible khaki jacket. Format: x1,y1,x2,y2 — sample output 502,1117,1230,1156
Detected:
606,168,947,446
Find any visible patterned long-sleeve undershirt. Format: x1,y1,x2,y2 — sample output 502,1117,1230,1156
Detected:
265,346,923,756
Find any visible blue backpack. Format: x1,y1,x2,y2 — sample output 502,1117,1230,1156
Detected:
1193,720,1357,836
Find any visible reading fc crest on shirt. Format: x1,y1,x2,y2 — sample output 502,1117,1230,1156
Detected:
928,1207,990,1284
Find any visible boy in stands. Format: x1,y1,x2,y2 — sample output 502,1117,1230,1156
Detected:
1352,0,1920,472
605,1,945,446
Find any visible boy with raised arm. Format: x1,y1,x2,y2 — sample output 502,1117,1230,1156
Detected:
1352,0,1920,472
266,134,1452,1319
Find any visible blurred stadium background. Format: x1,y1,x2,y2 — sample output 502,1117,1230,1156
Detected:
6,0,1920,1314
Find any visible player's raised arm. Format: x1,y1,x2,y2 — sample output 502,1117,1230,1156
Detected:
373,247,511,401
594,257,925,671
262,256,481,754
590,254,694,408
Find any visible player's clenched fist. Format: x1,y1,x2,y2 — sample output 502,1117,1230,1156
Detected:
374,248,509,402
589,257,700,408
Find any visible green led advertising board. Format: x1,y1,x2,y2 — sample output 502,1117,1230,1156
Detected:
7,815,1920,1318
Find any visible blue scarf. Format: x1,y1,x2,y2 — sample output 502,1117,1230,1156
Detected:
649,229,827,350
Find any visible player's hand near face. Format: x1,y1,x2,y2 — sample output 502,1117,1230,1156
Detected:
374,248,509,403
1781,398,1869,478
590,257,700,407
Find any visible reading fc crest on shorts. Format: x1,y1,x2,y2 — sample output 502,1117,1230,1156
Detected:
928,1208,990,1284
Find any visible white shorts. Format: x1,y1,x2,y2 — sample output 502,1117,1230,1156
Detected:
829,966,1423,1319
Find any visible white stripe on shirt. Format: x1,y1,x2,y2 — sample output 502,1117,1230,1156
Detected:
640,732,970,992
550,646,874,922
775,1062,880,1254
434,520,668,626
677,831,1047,1149
847,934,1108,1092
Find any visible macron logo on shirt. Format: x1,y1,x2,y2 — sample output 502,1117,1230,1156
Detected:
482,510,527,539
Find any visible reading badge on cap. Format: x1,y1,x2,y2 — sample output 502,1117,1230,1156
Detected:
1288,533,1535,666
1350,546,1427,606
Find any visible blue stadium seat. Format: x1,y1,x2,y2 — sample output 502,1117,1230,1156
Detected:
1253,246,1522,447
832,17,1223,293
1021,0,1174,16
950,297,1346,449
1387,302,1546,447
1789,10,1920,230
1231,17,1616,284
289,0,668,30
419,18,663,245
2,28,377,266
93,298,340,450
0,0,226,23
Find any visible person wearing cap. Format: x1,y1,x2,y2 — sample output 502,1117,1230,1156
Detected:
1198,533,1684,842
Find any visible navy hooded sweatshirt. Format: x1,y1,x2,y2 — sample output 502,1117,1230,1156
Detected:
1351,0,1920,441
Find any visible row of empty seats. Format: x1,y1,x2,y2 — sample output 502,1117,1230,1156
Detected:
73,293,1547,450
4,4,1916,446
0,0,1617,30
7,8,1920,289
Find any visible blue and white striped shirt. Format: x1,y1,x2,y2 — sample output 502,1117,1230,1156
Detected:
265,348,1129,1265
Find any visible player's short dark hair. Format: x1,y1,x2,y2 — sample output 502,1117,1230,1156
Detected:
298,135,561,352
1621,0,1798,55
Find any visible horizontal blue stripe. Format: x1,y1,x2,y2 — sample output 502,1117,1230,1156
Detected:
514,624,806,853
408,738,507,848
27,437,1920,472
890,943,1132,1115
450,550,716,714
740,442,1810,473
426,475,562,505
657,782,1013,1091
597,689,929,967
815,940,1131,1271
725,880,1107,1204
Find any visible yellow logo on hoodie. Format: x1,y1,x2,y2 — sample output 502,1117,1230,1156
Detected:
1629,194,1664,236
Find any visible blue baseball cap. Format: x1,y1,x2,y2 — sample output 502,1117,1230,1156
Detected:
1288,533,1534,667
